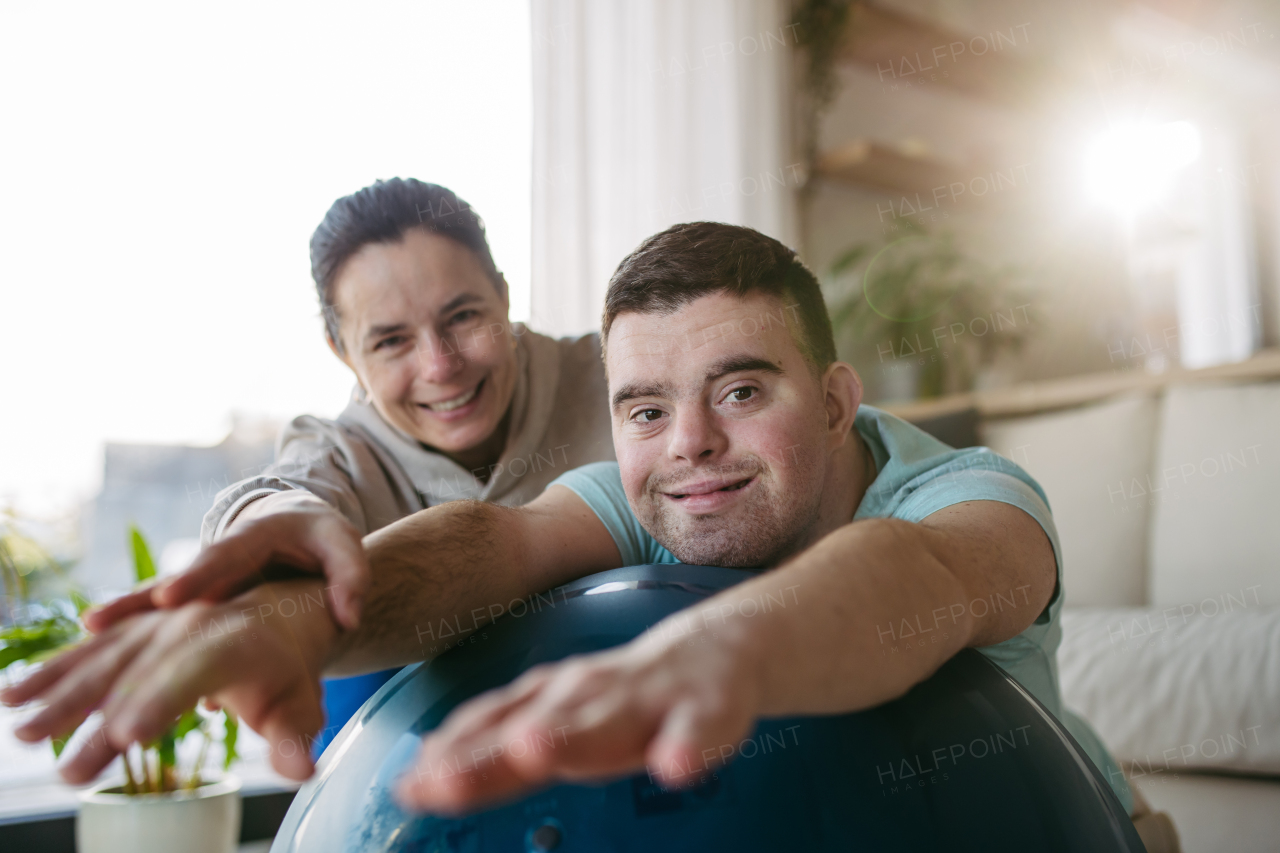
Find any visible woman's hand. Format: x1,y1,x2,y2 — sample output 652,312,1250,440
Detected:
395,616,765,815
1,580,338,783
84,496,369,633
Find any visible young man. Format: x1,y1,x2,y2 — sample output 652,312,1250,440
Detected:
5,222,1159,841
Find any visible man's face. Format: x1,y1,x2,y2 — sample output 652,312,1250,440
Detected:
606,292,832,567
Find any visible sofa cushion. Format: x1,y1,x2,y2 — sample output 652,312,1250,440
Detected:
1131,771,1280,853
1148,381,1280,606
979,391,1158,606
1059,606,1280,776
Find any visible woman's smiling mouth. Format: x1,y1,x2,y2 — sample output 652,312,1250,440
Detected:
420,379,484,414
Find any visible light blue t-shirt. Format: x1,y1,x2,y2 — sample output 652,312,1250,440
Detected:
549,404,1132,813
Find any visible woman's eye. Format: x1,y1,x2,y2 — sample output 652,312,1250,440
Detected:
727,386,756,402
374,335,409,351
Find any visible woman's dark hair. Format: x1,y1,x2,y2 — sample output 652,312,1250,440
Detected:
602,221,837,371
310,178,505,350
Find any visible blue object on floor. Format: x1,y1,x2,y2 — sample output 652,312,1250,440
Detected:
273,564,1146,852
312,668,401,758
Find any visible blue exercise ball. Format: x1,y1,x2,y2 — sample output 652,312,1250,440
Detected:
270,565,1144,852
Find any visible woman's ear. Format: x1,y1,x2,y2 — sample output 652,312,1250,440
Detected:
822,361,863,442
325,332,346,363
326,331,364,395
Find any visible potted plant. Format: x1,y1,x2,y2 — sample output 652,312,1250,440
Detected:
0,523,242,853
826,224,1035,399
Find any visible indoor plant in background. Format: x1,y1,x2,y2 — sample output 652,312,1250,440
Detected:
826,224,1035,400
0,525,242,853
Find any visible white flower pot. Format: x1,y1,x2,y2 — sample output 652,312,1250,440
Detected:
77,775,242,853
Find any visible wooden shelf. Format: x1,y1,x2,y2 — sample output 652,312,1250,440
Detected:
880,348,1280,423
837,1,1040,105
814,138,968,195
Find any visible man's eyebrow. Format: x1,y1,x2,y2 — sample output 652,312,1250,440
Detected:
611,356,782,410
704,355,784,383
612,381,676,411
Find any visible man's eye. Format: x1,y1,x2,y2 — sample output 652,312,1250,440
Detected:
634,409,664,422
728,387,756,402
450,310,479,325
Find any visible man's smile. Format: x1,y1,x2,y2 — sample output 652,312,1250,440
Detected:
663,475,757,513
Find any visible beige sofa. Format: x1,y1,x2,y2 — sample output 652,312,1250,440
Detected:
886,351,1280,853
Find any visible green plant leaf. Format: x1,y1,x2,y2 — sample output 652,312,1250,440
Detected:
0,616,80,671
173,708,203,741
154,728,177,772
222,711,239,770
129,526,156,584
70,589,92,616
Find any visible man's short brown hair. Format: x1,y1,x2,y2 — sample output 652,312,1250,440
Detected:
601,222,837,371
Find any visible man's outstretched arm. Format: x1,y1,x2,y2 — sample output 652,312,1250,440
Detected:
328,488,622,675
0,487,621,782
398,499,1056,814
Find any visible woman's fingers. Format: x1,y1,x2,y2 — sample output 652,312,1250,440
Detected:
82,588,159,634
152,530,286,608
152,509,368,630
304,516,369,630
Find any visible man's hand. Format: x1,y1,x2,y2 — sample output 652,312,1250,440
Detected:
1,580,337,783
396,620,763,815
84,496,368,633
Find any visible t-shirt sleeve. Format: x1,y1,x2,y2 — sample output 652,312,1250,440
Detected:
549,462,676,566
892,461,1064,622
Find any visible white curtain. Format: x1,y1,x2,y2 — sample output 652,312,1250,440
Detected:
530,0,799,337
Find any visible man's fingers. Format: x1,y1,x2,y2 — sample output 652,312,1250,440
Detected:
56,716,123,785
398,729,533,815
255,686,325,781
0,630,117,708
83,589,158,634
101,608,239,746
400,673,559,814
12,618,157,743
512,692,652,783
646,700,748,788
426,668,553,749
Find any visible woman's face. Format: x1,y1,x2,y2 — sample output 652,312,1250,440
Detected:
332,228,518,468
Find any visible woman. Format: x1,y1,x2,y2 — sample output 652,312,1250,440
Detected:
185,178,614,750
204,178,612,547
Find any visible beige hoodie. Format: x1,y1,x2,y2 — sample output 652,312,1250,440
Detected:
201,327,614,542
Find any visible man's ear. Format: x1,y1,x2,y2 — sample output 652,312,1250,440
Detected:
822,361,863,442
